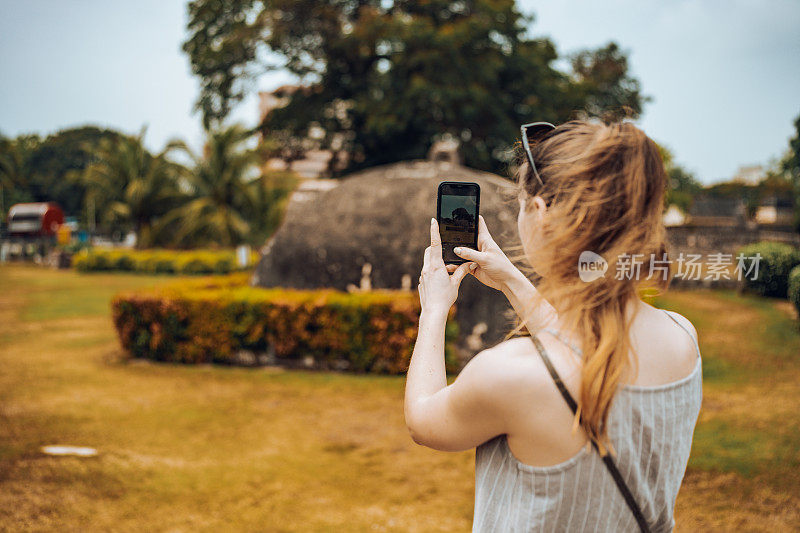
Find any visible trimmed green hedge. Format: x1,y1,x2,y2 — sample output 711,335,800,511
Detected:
74,248,259,275
111,277,459,374
789,265,800,320
738,242,800,298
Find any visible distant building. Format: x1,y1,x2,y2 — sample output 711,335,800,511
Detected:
755,196,795,226
731,164,765,185
257,85,302,119
687,197,747,226
427,138,462,166
263,149,338,179
258,87,348,179
663,204,687,227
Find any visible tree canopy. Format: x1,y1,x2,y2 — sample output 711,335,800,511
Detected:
658,144,701,212
152,125,297,248
0,126,124,220
782,113,800,181
79,129,186,246
183,0,648,174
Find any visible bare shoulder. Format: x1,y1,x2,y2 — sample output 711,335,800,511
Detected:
456,336,561,407
661,309,698,344
463,337,548,378
631,303,700,385
459,337,538,382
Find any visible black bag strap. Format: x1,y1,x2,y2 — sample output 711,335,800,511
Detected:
530,335,652,533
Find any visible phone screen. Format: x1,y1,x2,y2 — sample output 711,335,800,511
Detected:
437,182,480,264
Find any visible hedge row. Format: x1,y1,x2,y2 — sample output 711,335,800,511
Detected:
74,248,259,275
111,278,459,374
789,265,800,319
739,242,800,298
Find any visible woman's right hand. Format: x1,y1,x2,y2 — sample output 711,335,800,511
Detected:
448,215,521,292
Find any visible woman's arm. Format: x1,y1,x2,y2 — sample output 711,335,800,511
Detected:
404,309,449,427
404,219,509,450
405,340,521,452
500,266,558,332
404,220,469,435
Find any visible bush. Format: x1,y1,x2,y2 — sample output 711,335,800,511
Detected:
73,248,258,275
111,278,458,375
176,257,215,275
738,242,800,297
789,265,800,319
109,251,136,271
72,250,89,271
73,249,111,271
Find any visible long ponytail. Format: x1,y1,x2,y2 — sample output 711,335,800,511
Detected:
515,120,669,456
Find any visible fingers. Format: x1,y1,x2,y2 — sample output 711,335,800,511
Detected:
478,215,489,237
448,262,476,273
445,263,478,274
477,215,496,249
422,246,431,272
454,246,487,263
450,262,474,288
430,218,442,246
429,218,445,267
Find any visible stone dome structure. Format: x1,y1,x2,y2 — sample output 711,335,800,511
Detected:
252,159,524,355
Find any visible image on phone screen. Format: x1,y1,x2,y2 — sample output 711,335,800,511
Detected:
437,182,480,264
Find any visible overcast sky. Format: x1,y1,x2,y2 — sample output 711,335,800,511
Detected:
1,0,798,183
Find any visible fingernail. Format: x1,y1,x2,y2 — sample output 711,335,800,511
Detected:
454,247,461,254
431,218,435,225
470,263,477,271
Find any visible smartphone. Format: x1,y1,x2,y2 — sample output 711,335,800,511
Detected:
437,181,480,264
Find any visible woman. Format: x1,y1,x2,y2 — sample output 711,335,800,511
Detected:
404,120,702,532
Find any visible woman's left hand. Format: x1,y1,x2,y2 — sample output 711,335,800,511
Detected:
418,218,474,317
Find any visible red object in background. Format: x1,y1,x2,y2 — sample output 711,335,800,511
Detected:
7,202,65,237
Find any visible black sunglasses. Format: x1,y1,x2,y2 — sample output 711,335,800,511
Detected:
520,122,556,187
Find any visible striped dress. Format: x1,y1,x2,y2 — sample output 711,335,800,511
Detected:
472,311,703,532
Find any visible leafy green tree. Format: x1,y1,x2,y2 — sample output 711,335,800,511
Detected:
569,43,649,122
22,127,124,218
782,113,800,231
156,125,291,247
0,134,39,222
657,144,701,212
250,167,298,245
783,113,800,179
80,129,186,247
183,0,647,174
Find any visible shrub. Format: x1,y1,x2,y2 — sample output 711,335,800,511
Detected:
789,265,800,320
109,252,136,271
111,279,458,374
177,257,215,275
738,242,800,297
73,249,111,271
72,249,91,271
213,257,234,274
73,248,257,275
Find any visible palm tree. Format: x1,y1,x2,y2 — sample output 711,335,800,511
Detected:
157,125,268,247
0,135,38,220
80,129,185,247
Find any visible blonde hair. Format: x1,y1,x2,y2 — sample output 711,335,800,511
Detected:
514,119,670,457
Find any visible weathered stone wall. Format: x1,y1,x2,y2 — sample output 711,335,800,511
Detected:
666,224,800,288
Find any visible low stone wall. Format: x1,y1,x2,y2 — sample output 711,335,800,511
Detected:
665,224,800,288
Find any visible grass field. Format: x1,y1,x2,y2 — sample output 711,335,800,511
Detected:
1,264,799,531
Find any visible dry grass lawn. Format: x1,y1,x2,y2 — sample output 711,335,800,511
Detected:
0,264,798,531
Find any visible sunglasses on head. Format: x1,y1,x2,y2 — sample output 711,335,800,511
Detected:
520,122,556,187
